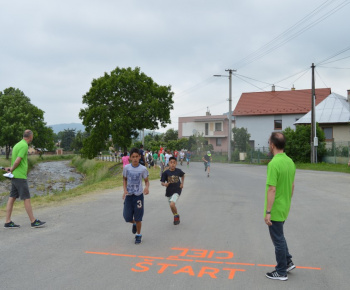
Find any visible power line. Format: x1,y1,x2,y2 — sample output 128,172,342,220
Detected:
233,0,350,69
316,46,350,65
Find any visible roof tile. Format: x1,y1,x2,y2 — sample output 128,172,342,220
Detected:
233,88,331,116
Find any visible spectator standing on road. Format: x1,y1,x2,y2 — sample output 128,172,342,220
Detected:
165,150,172,168
159,150,165,178
139,145,145,166
152,151,158,169
202,151,212,177
174,149,178,161
2,130,46,229
121,151,130,168
179,150,185,166
161,156,185,225
186,151,191,168
123,148,149,244
264,132,296,281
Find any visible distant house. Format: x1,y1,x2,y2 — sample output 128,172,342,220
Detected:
233,87,331,149
178,111,234,152
295,91,350,144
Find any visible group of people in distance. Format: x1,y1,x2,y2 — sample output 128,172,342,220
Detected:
2,131,296,282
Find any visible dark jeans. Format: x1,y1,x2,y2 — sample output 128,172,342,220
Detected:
268,221,293,275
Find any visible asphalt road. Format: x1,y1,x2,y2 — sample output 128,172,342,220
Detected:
1,162,349,290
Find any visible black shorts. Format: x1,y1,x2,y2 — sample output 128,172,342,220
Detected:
10,179,31,200
123,194,144,222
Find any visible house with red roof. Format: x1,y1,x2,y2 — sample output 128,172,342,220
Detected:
233,86,331,149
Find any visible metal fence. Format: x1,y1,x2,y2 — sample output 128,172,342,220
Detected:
322,141,350,164
192,141,350,165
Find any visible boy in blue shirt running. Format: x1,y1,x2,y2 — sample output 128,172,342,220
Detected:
123,148,149,244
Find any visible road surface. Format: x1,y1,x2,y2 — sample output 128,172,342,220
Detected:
1,162,349,289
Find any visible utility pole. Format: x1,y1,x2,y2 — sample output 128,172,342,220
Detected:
311,63,316,163
214,69,236,162
226,69,234,162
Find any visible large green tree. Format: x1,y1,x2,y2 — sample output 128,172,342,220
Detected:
79,67,174,158
0,87,54,159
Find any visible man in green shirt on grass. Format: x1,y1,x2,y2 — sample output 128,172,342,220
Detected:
264,132,296,281
2,130,45,229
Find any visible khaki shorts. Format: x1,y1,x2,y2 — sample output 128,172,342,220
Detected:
167,193,180,204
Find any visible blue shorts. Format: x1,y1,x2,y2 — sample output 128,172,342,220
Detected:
123,194,144,222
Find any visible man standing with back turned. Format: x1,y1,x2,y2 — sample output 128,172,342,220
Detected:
264,132,296,281
2,130,45,229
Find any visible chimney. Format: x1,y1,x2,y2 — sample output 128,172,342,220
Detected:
291,85,295,91
347,90,350,102
272,85,275,92
206,107,211,116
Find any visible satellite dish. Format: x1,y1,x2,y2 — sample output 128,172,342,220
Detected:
192,129,197,135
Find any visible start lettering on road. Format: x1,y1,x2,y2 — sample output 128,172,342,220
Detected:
85,247,321,280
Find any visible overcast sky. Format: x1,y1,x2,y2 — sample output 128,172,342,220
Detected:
1,0,350,132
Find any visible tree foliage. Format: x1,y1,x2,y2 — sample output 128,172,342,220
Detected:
79,67,174,158
163,128,178,143
59,129,76,151
283,124,326,163
232,127,251,152
0,87,54,159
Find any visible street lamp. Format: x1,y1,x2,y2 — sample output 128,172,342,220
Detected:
214,69,236,162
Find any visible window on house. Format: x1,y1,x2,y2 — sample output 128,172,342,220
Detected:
216,138,222,146
322,127,333,141
274,120,282,130
205,123,208,135
215,122,222,131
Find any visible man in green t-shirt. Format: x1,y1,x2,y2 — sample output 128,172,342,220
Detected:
2,130,45,229
264,132,296,281
159,150,165,178
152,151,158,169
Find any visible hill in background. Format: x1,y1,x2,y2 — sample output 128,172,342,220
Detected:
49,123,85,134
48,123,163,137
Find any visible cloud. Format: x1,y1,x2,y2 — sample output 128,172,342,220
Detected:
0,0,349,130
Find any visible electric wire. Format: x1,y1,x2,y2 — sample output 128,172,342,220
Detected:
233,0,350,69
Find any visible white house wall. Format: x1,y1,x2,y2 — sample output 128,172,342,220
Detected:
235,114,304,148
182,122,205,136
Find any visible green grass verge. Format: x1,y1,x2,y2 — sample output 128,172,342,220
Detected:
295,162,350,173
0,157,161,217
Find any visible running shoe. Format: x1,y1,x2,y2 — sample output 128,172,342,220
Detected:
4,221,20,229
31,219,46,228
287,261,296,272
174,214,180,225
265,270,288,281
132,223,137,234
135,234,142,244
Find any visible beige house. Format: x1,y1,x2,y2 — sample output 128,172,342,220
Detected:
178,111,234,152
295,91,350,144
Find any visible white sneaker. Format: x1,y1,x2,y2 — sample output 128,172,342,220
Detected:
3,172,14,178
